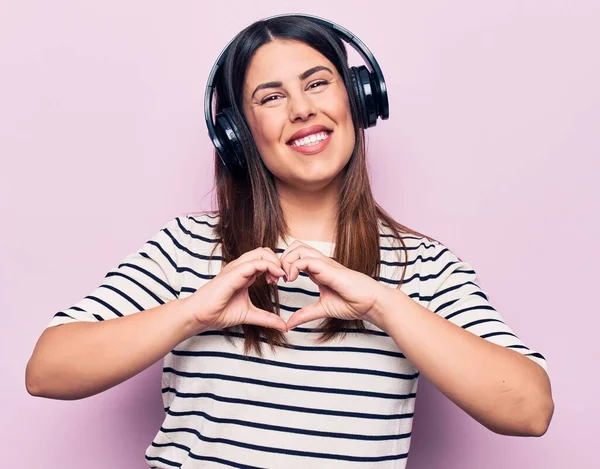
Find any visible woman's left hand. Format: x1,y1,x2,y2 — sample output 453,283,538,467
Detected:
274,240,388,330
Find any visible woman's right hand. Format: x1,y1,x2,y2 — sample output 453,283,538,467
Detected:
180,247,288,334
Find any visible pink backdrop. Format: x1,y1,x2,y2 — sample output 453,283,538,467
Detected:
2,1,597,467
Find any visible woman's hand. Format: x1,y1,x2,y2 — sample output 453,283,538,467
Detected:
279,240,387,330
181,247,288,333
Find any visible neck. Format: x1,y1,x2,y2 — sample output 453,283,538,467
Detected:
276,178,340,243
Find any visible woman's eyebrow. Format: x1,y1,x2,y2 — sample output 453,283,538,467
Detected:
299,65,333,80
251,65,334,99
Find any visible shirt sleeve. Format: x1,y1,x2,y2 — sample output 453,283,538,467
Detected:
45,216,188,328
423,241,549,375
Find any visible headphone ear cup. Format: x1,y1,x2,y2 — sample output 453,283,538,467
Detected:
215,107,246,172
350,67,369,129
350,66,379,128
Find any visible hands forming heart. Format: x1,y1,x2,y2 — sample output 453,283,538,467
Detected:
273,240,387,330
183,240,389,334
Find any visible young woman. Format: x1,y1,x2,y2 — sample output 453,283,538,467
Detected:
26,14,554,469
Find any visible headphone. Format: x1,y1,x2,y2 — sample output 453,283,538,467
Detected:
204,13,389,176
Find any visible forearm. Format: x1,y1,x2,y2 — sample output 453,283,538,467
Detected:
26,298,202,400
372,287,554,436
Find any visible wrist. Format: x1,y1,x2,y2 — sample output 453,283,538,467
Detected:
177,295,210,337
369,284,409,332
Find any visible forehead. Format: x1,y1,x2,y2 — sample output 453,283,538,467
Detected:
244,40,336,88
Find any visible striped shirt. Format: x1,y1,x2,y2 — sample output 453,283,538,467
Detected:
46,212,548,468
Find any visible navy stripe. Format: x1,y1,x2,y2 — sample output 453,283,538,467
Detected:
145,239,177,269
162,369,415,400
445,305,496,321
54,311,75,320
379,248,448,268
160,426,409,462
149,439,262,468
462,318,505,329
428,280,486,303
114,262,178,297
145,454,182,468
435,292,487,313
481,331,518,340
178,266,214,280
434,298,460,314
290,325,390,337
380,242,436,251
161,388,415,420
146,240,178,270
196,330,406,358
83,295,124,317
166,408,411,441
105,271,168,304
98,284,143,311
170,350,416,380
507,345,530,350
386,260,461,286
275,284,320,297
165,229,222,262
188,214,218,226
176,217,221,244
56,307,103,322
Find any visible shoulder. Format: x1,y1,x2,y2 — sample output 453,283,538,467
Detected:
377,220,443,257
159,210,221,251
377,221,468,282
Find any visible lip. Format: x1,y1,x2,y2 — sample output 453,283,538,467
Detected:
286,125,332,144
288,131,333,155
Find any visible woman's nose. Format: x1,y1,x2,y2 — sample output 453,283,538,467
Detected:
288,93,317,122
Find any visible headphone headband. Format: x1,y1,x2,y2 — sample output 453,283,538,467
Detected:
204,13,389,175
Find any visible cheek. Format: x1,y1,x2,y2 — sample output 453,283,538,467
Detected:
338,95,355,140
252,113,282,147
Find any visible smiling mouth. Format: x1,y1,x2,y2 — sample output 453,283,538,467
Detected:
286,131,333,155
287,130,332,146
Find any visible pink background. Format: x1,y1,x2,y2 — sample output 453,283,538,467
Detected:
2,1,597,467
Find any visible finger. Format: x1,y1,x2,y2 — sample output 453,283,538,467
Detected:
279,241,311,281
240,272,259,290
261,248,279,284
286,302,326,330
266,274,278,285
228,260,285,292
281,246,324,282
224,247,282,273
278,240,301,261
244,307,288,332
290,257,330,284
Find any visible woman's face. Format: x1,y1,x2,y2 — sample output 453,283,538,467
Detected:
242,39,355,192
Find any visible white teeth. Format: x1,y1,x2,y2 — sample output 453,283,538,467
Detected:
290,131,330,147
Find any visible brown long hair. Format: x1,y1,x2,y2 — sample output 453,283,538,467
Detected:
199,16,434,355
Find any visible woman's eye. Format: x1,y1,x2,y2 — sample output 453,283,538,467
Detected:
308,80,329,89
260,95,282,105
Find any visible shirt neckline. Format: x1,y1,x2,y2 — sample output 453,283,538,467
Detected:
279,235,336,255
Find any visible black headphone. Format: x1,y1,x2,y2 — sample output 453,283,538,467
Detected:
204,13,389,176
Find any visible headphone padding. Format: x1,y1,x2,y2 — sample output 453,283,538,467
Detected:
219,108,246,170
350,67,369,129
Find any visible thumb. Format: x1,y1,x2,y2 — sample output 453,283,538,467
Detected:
286,302,326,330
244,306,288,332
